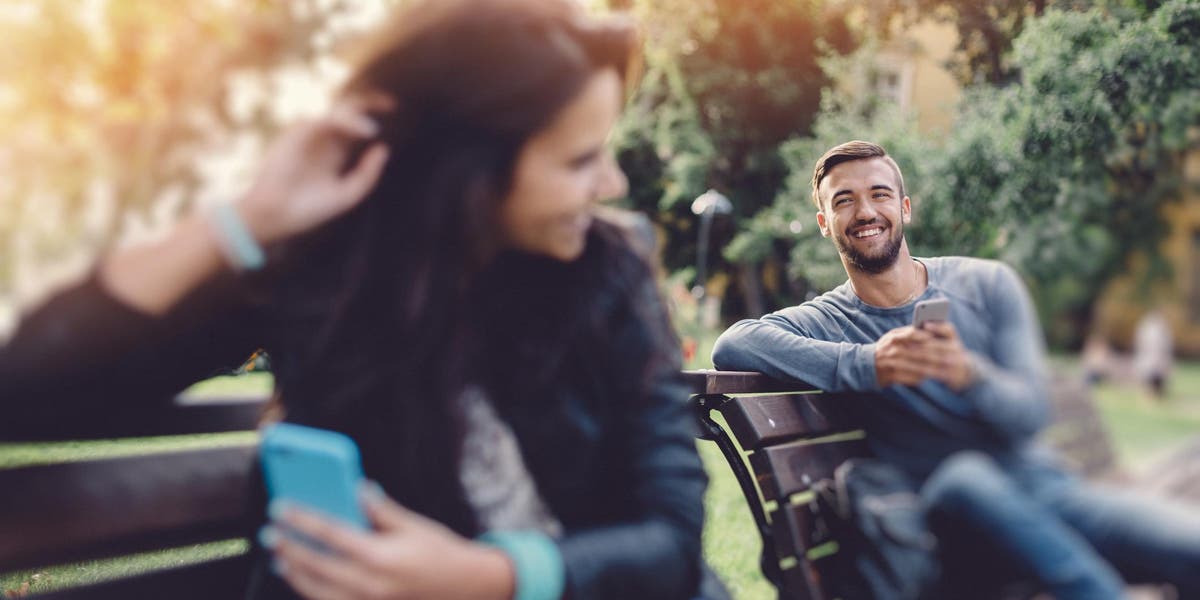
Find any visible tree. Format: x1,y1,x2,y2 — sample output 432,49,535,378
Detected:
734,0,1200,347
613,0,855,316
861,0,1109,85
954,0,1200,344
0,0,389,298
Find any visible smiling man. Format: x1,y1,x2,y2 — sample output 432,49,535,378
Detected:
712,140,1200,598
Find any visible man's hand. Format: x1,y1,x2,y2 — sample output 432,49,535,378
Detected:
263,484,514,600
919,321,977,391
875,323,976,391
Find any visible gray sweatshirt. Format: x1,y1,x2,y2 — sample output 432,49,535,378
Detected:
712,256,1052,481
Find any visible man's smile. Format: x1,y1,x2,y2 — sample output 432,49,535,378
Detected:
849,222,887,240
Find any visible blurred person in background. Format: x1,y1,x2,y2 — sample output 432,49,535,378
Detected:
1081,331,1115,386
0,1,724,599
1134,309,1173,401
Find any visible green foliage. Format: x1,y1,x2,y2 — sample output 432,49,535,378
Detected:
971,0,1200,342
0,0,375,295
614,0,856,310
733,0,1200,347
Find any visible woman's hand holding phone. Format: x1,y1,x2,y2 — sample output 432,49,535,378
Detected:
262,484,515,600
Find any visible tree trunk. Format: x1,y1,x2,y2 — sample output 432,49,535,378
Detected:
737,262,766,318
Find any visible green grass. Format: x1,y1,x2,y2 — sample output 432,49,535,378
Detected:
3,361,1198,598
700,442,777,600
1087,365,1200,470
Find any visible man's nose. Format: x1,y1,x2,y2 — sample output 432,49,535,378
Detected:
852,197,878,221
595,153,628,202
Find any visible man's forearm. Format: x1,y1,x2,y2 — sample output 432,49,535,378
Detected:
961,352,1050,440
712,318,877,391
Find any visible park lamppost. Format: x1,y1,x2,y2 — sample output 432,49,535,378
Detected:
690,189,733,306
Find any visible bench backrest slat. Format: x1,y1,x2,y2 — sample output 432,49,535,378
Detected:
717,393,851,449
0,445,256,573
752,438,870,502
6,396,266,442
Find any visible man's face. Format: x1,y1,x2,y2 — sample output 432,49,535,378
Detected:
815,157,911,274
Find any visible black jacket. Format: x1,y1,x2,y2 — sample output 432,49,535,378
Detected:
0,222,716,600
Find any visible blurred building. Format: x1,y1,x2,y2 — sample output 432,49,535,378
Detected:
1094,144,1200,357
867,19,961,135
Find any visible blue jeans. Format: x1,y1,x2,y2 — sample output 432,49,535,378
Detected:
921,451,1200,599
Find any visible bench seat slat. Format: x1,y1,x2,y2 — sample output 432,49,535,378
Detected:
31,554,254,600
751,439,870,502
0,445,257,572
718,393,851,449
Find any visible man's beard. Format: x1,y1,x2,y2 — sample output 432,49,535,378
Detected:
833,220,904,274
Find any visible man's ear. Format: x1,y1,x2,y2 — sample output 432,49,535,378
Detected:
901,196,912,224
816,210,831,238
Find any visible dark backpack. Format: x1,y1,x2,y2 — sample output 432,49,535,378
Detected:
812,459,940,600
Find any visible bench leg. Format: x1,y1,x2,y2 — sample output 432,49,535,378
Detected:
693,393,784,589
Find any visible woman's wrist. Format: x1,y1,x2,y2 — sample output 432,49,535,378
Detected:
232,194,282,247
477,531,565,600
206,203,266,271
462,542,518,600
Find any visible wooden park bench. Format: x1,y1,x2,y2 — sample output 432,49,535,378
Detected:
0,369,1129,599
684,369,1128,600
0,394,268,599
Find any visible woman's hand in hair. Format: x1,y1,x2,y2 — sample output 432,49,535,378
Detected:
238,95,393,246
266,484,516,600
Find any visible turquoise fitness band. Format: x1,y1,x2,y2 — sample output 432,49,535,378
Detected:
210,203,265,271
478,530,565,600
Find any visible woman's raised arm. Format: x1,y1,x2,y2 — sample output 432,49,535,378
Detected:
100,99,390,316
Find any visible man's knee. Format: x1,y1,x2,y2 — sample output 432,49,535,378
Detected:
922,451,1013,513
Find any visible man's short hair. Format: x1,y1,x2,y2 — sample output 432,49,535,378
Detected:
810,140,906,210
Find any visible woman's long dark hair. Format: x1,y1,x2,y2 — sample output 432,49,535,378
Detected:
268,0,650,535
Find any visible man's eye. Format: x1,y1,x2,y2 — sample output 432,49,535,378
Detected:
873,193,890,199
834,197,851,206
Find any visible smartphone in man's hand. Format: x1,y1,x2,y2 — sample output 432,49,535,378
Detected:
912,298,951,330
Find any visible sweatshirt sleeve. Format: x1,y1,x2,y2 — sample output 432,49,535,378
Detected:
0,272,263,438
712,308,878,392
959,263,1051,440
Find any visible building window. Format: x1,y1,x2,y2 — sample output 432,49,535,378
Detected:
872,68,904,105
870,60,914,113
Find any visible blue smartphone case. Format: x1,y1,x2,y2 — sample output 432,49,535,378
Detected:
260,423,369,530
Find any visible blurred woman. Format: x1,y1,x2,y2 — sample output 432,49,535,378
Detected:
0,1,718,598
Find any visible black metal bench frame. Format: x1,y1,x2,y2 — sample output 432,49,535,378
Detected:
684,369,1126,600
